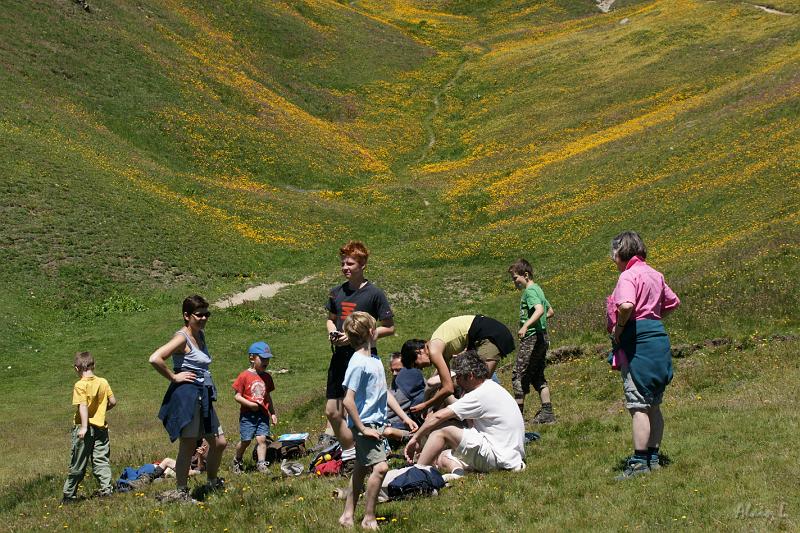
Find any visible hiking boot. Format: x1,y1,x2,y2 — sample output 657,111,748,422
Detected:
156,487,196,504
127,476,152,490
615,457,651,480
256,460,270,473
61,495,79,505
531,408,556,424
340,458,356,477
524,431,541,443
231,458,244,475
192,477,225,501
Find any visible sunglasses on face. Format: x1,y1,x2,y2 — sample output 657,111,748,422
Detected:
192,311,211,319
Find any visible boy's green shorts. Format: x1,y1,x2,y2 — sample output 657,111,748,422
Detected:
354,426,390,467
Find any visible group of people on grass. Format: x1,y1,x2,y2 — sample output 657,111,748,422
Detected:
62,231,680,529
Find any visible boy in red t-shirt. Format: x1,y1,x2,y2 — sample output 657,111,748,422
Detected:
231,342,278,474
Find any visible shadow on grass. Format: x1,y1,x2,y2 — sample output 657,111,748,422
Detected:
0,473,58,513
282,391,326,424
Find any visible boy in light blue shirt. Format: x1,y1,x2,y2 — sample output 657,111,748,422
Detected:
339,311,390,530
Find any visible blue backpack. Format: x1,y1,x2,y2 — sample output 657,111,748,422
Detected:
387,466,446,499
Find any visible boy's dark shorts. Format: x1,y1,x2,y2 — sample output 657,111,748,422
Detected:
326,347,354,399
327,345,382,399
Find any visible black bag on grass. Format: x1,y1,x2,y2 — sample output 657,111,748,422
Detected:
267,440,307,463
252,439,307,465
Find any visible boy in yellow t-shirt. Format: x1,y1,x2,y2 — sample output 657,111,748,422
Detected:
62,352,117,503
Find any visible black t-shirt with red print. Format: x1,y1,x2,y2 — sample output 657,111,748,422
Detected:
323,280,393,397
325,280,393,331
326,280,393,357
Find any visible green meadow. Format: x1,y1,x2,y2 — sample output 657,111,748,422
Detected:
1,0,798,530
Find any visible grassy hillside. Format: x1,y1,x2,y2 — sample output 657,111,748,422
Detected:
1,0,798,530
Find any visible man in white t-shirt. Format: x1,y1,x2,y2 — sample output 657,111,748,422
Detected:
404,350,525,474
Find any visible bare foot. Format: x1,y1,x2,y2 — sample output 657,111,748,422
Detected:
339,513,354,528
361,517,379,530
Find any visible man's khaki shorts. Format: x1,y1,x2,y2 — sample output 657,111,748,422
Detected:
445,427,499,473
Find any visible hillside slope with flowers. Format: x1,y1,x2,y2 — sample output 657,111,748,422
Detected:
1,1,798,529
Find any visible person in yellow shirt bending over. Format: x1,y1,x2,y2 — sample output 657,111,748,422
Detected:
402,315,516,414
62,351,117,503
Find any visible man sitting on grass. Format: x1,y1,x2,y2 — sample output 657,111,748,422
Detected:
403,350,525,478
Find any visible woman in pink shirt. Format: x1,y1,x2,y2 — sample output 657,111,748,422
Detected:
607,231,680,480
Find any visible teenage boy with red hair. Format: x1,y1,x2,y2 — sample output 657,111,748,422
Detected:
324,241,394,474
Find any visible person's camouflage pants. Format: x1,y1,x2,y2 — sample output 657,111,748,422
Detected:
512,331,549,400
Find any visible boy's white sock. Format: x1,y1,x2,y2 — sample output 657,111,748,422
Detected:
340,447,356,461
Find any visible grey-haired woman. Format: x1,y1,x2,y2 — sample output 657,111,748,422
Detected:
607,231,680,479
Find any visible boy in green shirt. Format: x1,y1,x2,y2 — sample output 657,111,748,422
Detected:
509,259,556,424
62,351,117,502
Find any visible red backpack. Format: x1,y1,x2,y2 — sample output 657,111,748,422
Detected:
314,459,343,476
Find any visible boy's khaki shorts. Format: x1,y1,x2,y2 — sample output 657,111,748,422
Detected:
354,426,390,467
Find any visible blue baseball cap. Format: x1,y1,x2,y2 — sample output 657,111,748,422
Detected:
248,341,273,359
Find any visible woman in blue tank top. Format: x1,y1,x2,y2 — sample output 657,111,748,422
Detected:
149,295,228,502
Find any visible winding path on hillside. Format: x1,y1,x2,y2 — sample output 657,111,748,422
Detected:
415,60,469,165
342,1,490,167
415,42,491,165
